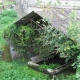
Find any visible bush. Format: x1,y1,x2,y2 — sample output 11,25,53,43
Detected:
1,9,17,17
67,10,80,80
0,9,17,27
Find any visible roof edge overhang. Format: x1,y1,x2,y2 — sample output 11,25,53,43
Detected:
15,11,43,26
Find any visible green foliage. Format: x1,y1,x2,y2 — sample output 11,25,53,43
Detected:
0,9,17,27
35,10,80,62
0,60,49,80
1,44,12,61
39,63,60,71
76,55,80,79
0,9,17,49
37,25,80,61
36,14,80,80
67,10,80,80
68,10,80,47
4,24,36,58
56,74,77,80
34,10,80,63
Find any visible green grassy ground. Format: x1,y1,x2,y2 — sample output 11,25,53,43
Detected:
0,59,77,80
0,60,50,80
0,9,18,49
56,69,77,80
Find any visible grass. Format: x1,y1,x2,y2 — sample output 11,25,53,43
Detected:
39,62,60,71
0,9,18,49
56,74,77,80
0,6,49,80
56,72,77,80
0,59,77,80
0,60,50,80
0,3,77,80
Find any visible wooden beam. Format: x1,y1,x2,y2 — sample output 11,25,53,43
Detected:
31,19,43,29
28,61,73,76
30,55,45,63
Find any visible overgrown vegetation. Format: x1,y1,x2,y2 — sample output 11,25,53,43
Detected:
37,25,80,61
0,9,17,27
68,10,80,80
0,9,17,49
0,5,80,80
0,60,49,80
4,24,38,58
32,10,80,79
39,63,60,71
0,9,18,62
56,73,77,80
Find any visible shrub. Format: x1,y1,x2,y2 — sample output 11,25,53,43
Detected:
0,9,17,27
68,10,80,80
36,25,80,61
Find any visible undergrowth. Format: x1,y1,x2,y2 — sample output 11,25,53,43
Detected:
39,63,60,71
0,9,17,49
56,73,77,80
0,60,49,80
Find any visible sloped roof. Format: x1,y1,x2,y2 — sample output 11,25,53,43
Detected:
37,8,80,34
15,8,80,34
15,11,42,26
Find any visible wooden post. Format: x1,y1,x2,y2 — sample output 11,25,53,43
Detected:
52,75,56,80
2,0,4,10
31,19,32,27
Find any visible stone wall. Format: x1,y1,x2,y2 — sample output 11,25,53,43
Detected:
15,0,38,14
15,0,80,14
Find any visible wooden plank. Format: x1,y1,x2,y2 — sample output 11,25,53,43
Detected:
30,54,57,63
47,61,74,75
28,61,73,76
30,55,44,63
